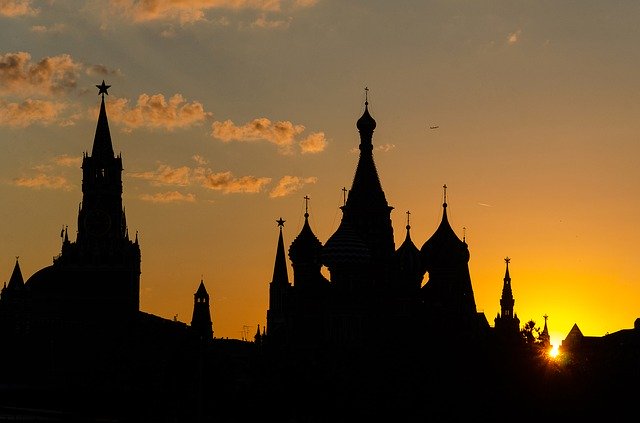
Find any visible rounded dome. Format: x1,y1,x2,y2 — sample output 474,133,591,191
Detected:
289,214,323,264
322,220,371,267
356,103,377,133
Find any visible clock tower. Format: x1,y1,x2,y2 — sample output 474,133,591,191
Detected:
54,81,141,315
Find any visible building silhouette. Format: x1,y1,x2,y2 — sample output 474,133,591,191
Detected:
0,84,638,422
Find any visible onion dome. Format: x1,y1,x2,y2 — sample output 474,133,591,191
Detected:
322,220,371,267
395,213,422,287
289,211,323,265
356,101,377,134
420,195,469,272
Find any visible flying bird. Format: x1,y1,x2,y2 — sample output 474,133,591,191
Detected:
429,125,439,130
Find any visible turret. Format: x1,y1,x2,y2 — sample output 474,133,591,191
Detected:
191,279,213,342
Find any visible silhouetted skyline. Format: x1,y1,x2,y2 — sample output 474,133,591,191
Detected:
2,1,640,344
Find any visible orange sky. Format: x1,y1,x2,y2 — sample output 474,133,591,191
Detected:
1,1,639,344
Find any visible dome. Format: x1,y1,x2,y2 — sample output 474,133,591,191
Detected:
356,102,376,133
322,220,371,267
396,225,422,276
420,205,469,271
289,213,323,265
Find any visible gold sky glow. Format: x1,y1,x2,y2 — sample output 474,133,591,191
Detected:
1,0,639,341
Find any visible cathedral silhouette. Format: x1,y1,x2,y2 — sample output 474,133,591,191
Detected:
0,83,638,422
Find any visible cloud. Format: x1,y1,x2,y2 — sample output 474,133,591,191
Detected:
195,168,271,194
129,164,192,186
0,0,38,17
105,94,210,131
299,132,326,154
12,173,72,190
110,0,284,23
140,191,196,203
211,117,325,154
53,154,82,167
349,143,395,154
251,14,291,29
85,64,122,77
507,29,522,45
192,154,208,165
477,202,493,208
269,175,317,198
0,52,82,96
30,23,66,34
0,99,69,127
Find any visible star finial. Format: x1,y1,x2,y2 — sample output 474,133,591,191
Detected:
96,80,111,98
276,217,285,228
505,256,511,265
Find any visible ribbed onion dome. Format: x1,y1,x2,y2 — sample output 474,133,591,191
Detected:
356,102,377,133
322,220,371,267
396,224,421,274
289,213,323,264
420,203,469,271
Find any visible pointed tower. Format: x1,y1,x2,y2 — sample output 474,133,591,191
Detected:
266,218,291,345
539,314,551,349
331,90,394,288
494,257,520,341
191,279,213,342
395,211,422,292
46,81,141,315
420,185,478,334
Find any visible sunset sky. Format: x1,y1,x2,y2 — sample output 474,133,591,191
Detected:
2,0,639,345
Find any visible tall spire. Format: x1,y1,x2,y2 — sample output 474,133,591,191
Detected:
272,218,289,285
92,81,115,162
499,257,515,317
341,89,394,265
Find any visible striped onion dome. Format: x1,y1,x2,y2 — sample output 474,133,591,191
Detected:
322,220,371,267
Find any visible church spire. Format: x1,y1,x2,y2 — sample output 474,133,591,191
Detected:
272,218,289,286
339,90,394,274
92,80,115,162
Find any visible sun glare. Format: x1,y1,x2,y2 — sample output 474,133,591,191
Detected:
549,344,560,359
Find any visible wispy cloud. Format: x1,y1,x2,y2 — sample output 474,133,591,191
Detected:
349,143,395,154
53,154,82,167
0,0,38,17
0,52,81,96
30,23,66,34
507,29,522,46
211,117,326,154
195,168,271,194
269,175,317,198
0,99,69,127
250,14,291,29
110,0,283,23
105,94,210,132
140,191,196,203
129,164,192,186
477,202,493,208
12,174,72,190
85,64,122,77
299,132,327,154
192,154,208,165
130,162,272,195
